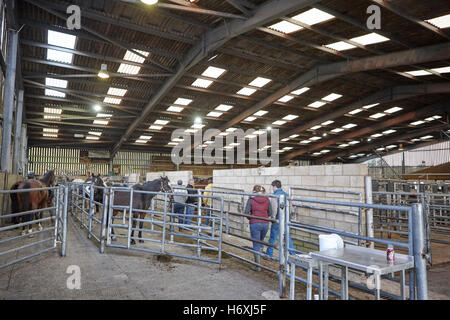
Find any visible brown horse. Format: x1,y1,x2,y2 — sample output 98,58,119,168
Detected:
10,170,56,236
110,177,172,245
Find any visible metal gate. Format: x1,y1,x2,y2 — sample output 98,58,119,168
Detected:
0,185,68,269
70,184,224,264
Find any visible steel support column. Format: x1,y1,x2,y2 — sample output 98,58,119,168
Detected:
1,29,19,173
12,89,24,174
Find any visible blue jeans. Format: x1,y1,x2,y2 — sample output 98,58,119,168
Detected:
266,222,295,257
250,223,270,252
184,205,195,225
203,208,211,226
174,203,185,227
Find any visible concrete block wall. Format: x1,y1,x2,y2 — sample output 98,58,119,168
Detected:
213,164,369,253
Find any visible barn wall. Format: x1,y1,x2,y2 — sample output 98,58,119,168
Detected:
212,164,369,253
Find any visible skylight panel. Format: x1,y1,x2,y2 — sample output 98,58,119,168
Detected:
46,49,73,64
384,107,402,114
351,33,389,46
283,115,299,121
45,89,65,98
382,129,396,135
44,114,61,120
322,93,342,102
46,77,68,88
349,109,363,115
254,110,268,117
281,138,289,142
123,49,149,63
278,95,294,103
362,103,379,109
215,104,233,111
325,41,356,51
74,134,84,138
191,124,205,129
191,78,213,88
86,136,100,140
283,147,293,150
107,87,127,97
308,101,326,108
272,120,286,126
136,140,148,144
93,120,108,125
289,134,299,138
291,87,309,95
320,149,330,153
376,147,385,151
103,97,122,105
386,145,397,149
88,131,102,136
425,14,450,29
149,125,163,130
43,133,58,138
331,128,344,133
348,141,360,145
154,120,169,125
47,30,76,49
44,107,62,114
405,70,432,76
237,87,257,96
139,135,152,140
226,128,237,132
244,116,257,122
421,135,433,140
117,64,141,75
310,125,321,130
291,8,335,26
167,106,184,113
342,123,357,129
268,20,303,34
370,113,386,119
339,144,349,148
300,140,311,144
173,98,192,106
249,77,272,88
432,66,450,74
43,128,58,133
309,136,321,141
202,66,226,79
371,133,383,138
411,120,425,126
96,113,112,118
321,120,334,126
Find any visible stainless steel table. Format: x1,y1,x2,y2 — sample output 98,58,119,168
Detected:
310,245,414,300
288,254,319,300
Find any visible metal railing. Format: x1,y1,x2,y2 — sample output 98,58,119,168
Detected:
285,195,428,300
0,185,68,269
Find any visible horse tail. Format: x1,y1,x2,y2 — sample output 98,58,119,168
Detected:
10,182,21,224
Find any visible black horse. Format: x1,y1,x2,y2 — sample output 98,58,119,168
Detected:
110,177,172,245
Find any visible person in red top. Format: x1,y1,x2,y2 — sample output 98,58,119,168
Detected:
244,185,273,271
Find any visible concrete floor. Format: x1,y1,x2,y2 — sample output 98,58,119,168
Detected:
0,218,280,300
0,216,449,300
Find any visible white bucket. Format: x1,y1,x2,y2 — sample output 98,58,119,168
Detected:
319,234,344,251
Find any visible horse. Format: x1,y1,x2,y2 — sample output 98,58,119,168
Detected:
10,170,56,236
109,177,172,245
83,173,105,214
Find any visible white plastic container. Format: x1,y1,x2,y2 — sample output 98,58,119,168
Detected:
319,234,344,251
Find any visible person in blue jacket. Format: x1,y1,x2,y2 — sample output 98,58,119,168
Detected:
265,180,295,257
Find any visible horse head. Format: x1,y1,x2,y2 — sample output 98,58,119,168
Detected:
41,169,56,187
160,176,172,193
